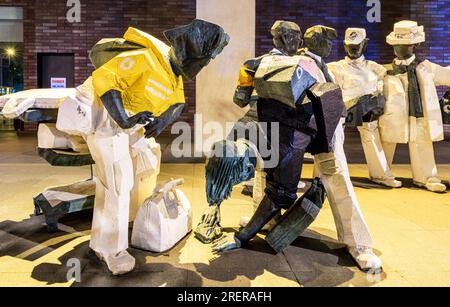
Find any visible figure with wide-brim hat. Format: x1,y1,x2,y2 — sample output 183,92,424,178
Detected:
379,20,450,193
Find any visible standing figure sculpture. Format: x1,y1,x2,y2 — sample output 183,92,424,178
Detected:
296,25,382,272
380,20,450,193
211,22,378,271
328,28,401,188
210,22,344,252
57,20,229,275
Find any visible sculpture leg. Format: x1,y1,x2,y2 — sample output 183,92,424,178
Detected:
129,133,161,222
381,141,397,170
236,127,312,244
315,122,381,272
358,121,401,188
315,122,373,248
235,195,281,243
87,131,136,275
409,118,446,193
240,158,280,231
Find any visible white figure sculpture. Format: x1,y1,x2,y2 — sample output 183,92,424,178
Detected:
328,28,401,188
300,26,383,272
0,21,229,276
380,21,450,193
76,22,228,275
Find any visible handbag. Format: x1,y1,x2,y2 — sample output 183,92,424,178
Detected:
131,179,192,253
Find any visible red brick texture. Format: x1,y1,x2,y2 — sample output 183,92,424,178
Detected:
1,0,449,131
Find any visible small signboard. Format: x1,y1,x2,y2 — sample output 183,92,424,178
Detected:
51,78,67,89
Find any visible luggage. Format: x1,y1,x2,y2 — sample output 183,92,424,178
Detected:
254,55,317,108
34,180,95,232
132,179,192,253
38,123,89,153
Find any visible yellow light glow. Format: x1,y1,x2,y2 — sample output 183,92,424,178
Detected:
6,48,15,57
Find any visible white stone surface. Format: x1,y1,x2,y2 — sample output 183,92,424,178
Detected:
196,0,255,151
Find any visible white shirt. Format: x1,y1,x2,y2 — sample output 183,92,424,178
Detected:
394,54,416,66
328,55,387,109
380,54,450,143
303,50,328,83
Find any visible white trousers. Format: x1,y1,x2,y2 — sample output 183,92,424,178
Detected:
87,129,161,256
358,121,395,181
382,118,440,185
314,120,373,249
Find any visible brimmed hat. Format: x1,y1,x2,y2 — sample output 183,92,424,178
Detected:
386,20,425,45
344,28,367,45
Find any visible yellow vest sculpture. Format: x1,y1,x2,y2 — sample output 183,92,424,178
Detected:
55,20,229,275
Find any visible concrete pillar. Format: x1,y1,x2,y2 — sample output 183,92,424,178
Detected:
195,0,255,155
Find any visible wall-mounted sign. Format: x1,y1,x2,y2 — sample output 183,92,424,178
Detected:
51,77,67,89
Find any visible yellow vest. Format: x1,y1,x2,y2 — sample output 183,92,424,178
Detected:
92,27,185,117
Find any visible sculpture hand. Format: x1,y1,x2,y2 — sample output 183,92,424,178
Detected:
201,205,221,227
129,111,154,127
444,90,450,101
144,118,160,139
212,233,241,253
442,91,450,115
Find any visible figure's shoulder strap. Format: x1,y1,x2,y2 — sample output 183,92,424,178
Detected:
243,55,267,73
89,38,145,69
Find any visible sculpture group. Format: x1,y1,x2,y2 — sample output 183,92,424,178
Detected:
1,18,449,276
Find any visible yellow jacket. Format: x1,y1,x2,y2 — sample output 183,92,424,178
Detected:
92,27,185,117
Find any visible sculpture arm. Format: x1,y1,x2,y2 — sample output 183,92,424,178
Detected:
234,65,256,108
233,57,265,108
371,61,388,94
100,90,153,130
430,61,450,86
144,103,185,138
326,62,342,86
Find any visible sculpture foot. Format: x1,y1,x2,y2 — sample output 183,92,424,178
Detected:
95,250,136,276
370,177,402,188
414,179,447,193
347,246,383,274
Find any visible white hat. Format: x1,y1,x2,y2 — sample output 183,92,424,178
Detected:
344,28,367,45
386,20,425,45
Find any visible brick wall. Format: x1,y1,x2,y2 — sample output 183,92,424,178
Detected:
1,0,449,131
256,0,450,96
0,0,196,132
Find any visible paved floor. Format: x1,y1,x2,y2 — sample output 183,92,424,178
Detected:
0,131,450,287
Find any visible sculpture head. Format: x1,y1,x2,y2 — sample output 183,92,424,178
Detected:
304,25,338,59
386,20,425,60
343,28,369,60
270,20,303,56
164,19,230,81
392,44,416,60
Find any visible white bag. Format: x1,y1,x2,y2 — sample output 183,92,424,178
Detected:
131,179,192,253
